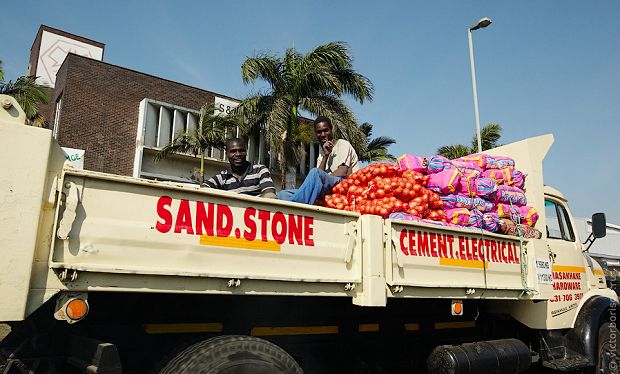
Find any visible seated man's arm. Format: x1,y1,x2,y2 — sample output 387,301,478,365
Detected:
258,166,277,198
328,140,359,178
260,190,277,199
201,176,219,188
330,164,350,177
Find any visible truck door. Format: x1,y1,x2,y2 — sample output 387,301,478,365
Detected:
544,199,588,312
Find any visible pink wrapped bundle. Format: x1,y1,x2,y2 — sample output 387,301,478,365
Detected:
450,160,482,178
427,155,449,174
496,203,522,219
482,213,501,232
389,212,422,222
485,156,499,169
456,154,489,169
494,185,527,206
495,156,515,169
475,177,497,197
397,154,427,173
482,168,513,185
427,169,461,194
457,176,477,196
446,208,471,226
459,165,482,179
469,209,483,228
510,170,526,189
421,219,452,227
473,197,494,212
441,194,474,209
519,206,539,227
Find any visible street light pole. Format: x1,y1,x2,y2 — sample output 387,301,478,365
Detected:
468,17,492,154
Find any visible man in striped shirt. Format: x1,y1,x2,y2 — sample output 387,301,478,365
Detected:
203,138,276,198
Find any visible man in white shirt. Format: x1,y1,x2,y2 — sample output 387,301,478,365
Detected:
277,116,359,204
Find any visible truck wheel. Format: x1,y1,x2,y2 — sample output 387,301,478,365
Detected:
158,335,303,374
595,322,619,374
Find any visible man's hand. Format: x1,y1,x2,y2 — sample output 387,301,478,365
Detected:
323,140,334,156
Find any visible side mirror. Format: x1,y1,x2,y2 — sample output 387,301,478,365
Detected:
591,213,607,239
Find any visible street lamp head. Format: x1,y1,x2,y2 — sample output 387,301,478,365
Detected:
470,17,492,31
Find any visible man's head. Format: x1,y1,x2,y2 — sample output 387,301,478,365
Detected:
314,116,333,145
226,138,247,168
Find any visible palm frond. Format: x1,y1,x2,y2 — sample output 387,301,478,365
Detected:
437,144,472,159
470,123,503,151
241,54,284,89
0,75,50,123
238,41,374,175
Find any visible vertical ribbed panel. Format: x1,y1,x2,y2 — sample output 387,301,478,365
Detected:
144,103,158,148
157,107,172,148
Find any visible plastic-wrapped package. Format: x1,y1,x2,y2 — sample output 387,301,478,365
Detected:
427,155,449,174
475,177,497,198
483,168,513,185
494,185,527,206
519,206,539,227
446,208,471,226
397,154,427,173
473,197,495,212
441,194,474,209
457,176,477,197
482,212,501,232
494,156,515,169
497,203,523,219
389,211,422,222
450,161,482,179
455,154,489,169
499,219,542,239
469,209,484,228
510,170,526,189
485,156,499,169
427,169,461,194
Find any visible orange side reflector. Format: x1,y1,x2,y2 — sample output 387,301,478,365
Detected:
66,299,88,320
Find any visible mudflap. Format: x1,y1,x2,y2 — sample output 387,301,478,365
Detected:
67,335,122,374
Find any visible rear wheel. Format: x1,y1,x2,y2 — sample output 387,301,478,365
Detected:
158,335,303,374
595,322,619,374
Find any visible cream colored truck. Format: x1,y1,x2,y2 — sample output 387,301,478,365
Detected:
0,94,617,373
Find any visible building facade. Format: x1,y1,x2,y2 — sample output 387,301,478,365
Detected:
31,25,317,186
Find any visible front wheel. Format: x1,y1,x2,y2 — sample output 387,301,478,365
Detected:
595,322,619,374
158,335,303,374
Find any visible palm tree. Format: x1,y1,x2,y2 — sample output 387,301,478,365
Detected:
437,123,502,159
235,41,374,188
357,122,396,162
155,103,243,181
0,61,50,127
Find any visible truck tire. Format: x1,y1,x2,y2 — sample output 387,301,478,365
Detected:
594,322,619,374
158,335,303,374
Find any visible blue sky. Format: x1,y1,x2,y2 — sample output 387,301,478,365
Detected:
2,1,619,224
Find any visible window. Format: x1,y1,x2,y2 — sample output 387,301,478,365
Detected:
52,94,63,139
544,200,575,242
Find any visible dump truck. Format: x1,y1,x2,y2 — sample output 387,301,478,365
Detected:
0,94,617,373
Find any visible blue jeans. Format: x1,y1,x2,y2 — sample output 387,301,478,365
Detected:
277,168,343,204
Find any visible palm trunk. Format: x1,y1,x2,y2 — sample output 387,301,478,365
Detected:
200,150,205,182
281,105,299,189
285,166,297,189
